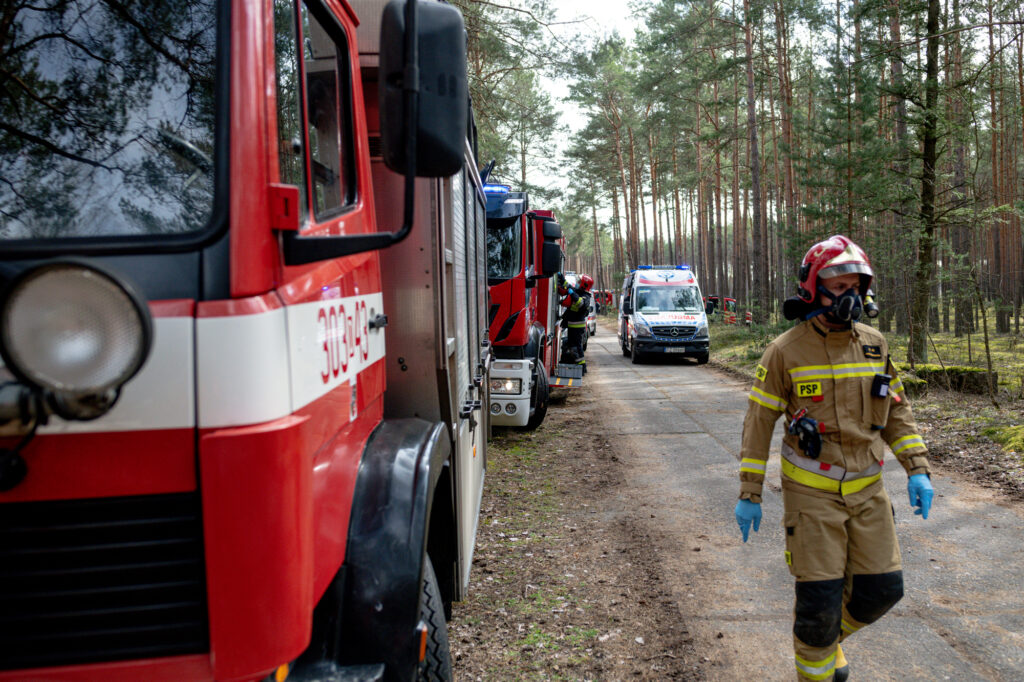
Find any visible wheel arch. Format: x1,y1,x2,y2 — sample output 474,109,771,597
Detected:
315,418,453,680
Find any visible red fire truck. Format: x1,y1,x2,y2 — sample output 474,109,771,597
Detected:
0,0,488,680
483,188,575,429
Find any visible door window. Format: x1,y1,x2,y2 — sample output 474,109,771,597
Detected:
274,0,356,224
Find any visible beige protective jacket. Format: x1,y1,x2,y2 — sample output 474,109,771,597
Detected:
739,318,930,506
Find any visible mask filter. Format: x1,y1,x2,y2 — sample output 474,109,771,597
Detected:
817,285,862,322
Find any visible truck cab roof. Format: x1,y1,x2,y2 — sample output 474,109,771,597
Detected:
484,186,528,220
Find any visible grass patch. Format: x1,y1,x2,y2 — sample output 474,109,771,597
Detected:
981,424,1024,455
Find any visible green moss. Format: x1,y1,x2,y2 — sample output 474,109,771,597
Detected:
981,424,1024,453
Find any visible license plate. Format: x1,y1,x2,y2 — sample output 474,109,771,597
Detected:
665,347,688,353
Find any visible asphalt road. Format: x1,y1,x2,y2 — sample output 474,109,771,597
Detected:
582,319,1024,681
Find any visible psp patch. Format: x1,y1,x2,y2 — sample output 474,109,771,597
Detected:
862,344,883,359
755,364,768,382
796,381,822,398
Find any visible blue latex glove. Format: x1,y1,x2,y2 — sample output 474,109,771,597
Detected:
907,474,934,519
734,499,762,542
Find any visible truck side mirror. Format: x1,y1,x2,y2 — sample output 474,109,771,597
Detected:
534,219,562,278
380,0,467,177
540,243,560,277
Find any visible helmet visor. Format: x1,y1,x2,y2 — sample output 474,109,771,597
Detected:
818,262,873,280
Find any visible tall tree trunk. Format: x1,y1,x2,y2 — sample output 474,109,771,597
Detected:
951,0,972,336
910,0,940,363
744,0,766,318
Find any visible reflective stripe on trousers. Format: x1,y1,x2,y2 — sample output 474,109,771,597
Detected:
794,650,835,680
780,443,882,496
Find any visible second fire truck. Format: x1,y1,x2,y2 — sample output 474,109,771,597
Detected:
483,185,576,429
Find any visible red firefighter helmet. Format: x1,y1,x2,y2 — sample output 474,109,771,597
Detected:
796,235,873,303
579,274,594,292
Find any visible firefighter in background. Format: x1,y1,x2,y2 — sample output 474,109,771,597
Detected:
734,235,934,682
558,273,593,374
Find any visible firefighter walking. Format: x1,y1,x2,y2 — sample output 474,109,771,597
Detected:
558,273,593,374
734,235,934,681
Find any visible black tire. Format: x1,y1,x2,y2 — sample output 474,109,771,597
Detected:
695,351,710,365
417,557,452,681
630,340,643,364
621,339,630,356
524,363,549,430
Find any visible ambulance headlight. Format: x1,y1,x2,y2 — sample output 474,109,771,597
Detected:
489,377,522,395
634,319,653,337
695,324,709,338
0,261,153,418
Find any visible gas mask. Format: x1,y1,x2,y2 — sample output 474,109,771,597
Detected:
817,285,862,323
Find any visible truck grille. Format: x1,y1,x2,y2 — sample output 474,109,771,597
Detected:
0,493,209,671
652,325,696,338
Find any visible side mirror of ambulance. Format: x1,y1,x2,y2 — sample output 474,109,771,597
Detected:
380,0,468,178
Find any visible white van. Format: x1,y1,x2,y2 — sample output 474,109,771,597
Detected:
617,265,710,364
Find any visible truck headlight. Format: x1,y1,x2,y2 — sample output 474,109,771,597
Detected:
634,320,653,337
0,260,153,418
489,377,522,395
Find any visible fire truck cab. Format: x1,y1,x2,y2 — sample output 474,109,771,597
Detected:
0,0,488,680
618,266,710,364
483,186,568,428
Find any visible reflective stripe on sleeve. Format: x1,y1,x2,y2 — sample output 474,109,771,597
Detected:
795,651,836,680
891,434,926,454
740,458,767,475
891,377,905,394
749,386,786,411
841,619,863,636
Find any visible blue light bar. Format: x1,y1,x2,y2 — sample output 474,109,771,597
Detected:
483,183,511,195
637,265,653,269
676,264,690,270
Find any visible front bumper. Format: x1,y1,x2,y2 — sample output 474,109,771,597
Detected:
489,360,532,426
634,337,709,356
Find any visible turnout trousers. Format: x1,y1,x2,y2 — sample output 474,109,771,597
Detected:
782,486,904,681
563,326,587,370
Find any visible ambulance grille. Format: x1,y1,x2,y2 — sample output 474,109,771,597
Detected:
652,325,697,338
0,492,209,670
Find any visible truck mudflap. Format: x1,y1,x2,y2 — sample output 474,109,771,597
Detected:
336,418,451,681
550,363,583,388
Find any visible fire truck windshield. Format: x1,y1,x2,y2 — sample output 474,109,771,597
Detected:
635,286,703,313
0,0,218,241
486,219,522,280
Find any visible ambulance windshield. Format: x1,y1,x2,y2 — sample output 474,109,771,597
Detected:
635,286,703,313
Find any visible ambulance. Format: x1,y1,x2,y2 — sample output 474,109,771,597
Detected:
617,265,710,364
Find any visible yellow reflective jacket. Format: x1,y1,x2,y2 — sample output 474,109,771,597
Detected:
739,318,929,505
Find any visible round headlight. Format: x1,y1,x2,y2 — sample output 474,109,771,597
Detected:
0,261,153,395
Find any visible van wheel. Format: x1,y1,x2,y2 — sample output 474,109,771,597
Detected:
630,342,643,364
524,365,549,430
621,340,630,357
696,352,710,365
417,556,452,681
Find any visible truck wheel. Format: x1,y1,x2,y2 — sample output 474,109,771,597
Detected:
696,352,710,365
630,341,643,364
524,364,549,430
418,556,452,681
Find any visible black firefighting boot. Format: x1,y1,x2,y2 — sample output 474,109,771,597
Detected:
833,644,849,682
